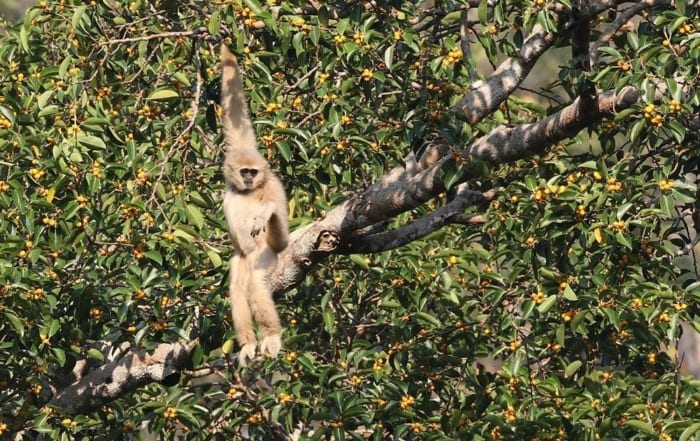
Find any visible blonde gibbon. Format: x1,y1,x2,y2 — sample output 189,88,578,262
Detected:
220,45,289,365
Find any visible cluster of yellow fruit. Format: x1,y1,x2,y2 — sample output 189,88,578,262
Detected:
265,102,282,113
238,6,257,28
26,287,45,301
533,183,566,204
137,104,162,121
247,412,263,425
610,220,626,232
399,395,415,410
29,168,46,180
531,290,545,304
643,103,663,127
659,179,674,192
616,60,631,71
91,162,103,178
606,177,622,192
162,407,177,419
409,422,425,433
442,48,463,67
290,17,312,33
677,22,693,34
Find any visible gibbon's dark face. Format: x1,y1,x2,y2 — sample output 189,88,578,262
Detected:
224,149,268,192
239,167,259,187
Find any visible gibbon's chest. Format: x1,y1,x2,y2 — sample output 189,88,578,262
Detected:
225,187,265,209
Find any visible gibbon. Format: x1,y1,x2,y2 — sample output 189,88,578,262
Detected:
220,45,289,365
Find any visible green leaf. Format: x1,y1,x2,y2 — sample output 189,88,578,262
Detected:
478,0,488,25
185,204,204,229
77,135,107,150
415,311,440,327
349,254,369,270
667,120,686,143
38,105,59,118
623,420,656,436
562,285,577,301
564,360,582,378
206,248,222,268
613,107,636,122
384,45,395,71
537,295,557,313
614,231,632,249
144,250,163,265
597,46,622,59
318,4,329,26
37,90,54,109
147,88,179,101
52,348,67,367
4,312,24,338
629,120,645,143
87,348,105,362
659,194,676,218
277,140,291,162
19,25,29,52
440,160,464,191
679,422,700,441
71,5,88,31
47,318,60,337
208,9,221,36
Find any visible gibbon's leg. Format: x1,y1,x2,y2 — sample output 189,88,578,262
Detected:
228,256,257,365
251,248,282,357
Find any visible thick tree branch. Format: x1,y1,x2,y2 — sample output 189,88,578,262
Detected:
49,340,196,415
452,20,560,124
338,185,497,254
466,86,638,162
271,85,640,294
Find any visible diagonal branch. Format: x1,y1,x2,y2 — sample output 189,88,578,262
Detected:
338,185,498,254
466,86,639,162
48,340,196,415
451,18,562,123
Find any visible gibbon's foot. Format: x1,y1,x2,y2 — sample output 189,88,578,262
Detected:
259,334,282,358
238,343,257,366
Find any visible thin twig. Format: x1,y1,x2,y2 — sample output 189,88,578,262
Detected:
100,29,204,46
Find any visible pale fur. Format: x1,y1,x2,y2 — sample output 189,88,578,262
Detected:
221,45,289,366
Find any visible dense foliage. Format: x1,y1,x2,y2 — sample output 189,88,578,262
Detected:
0,0,699,439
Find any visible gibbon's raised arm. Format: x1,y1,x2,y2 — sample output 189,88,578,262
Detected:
221,45,256,152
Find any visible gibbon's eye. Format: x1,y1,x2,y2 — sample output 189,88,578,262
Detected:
240,168,258,178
